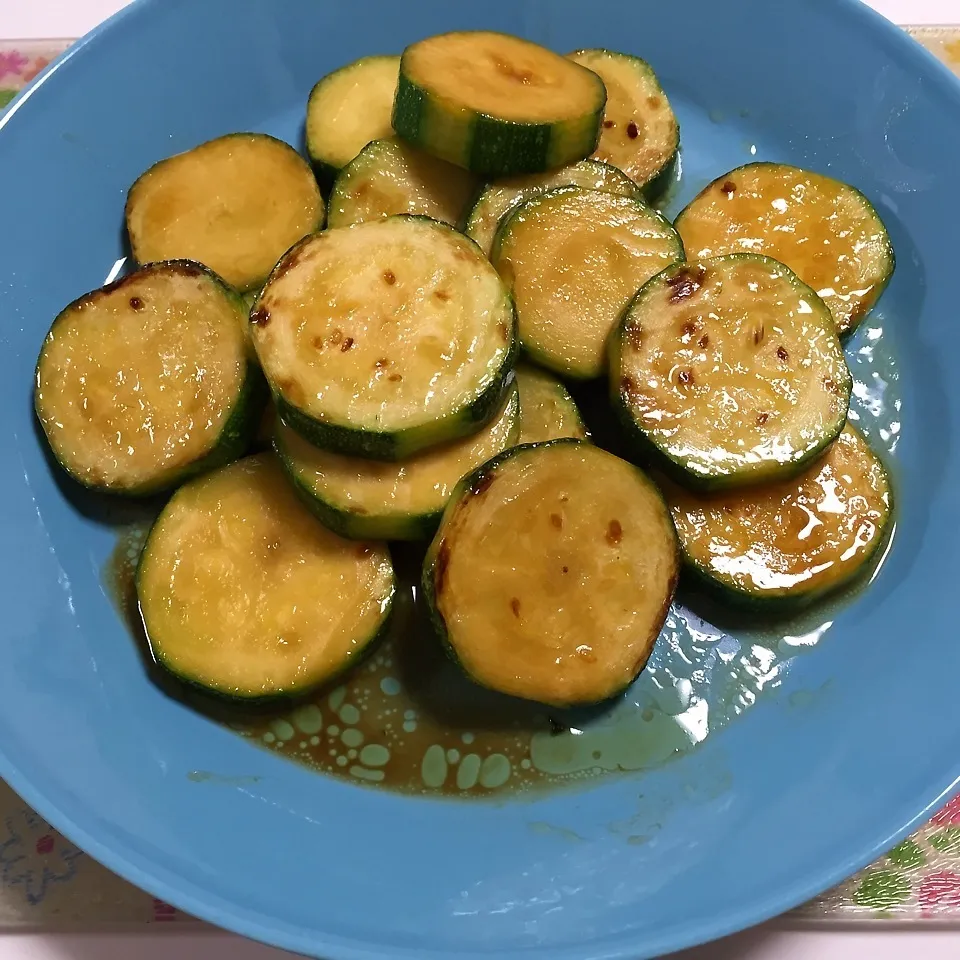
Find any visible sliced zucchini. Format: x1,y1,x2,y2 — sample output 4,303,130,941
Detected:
251,216,516,460
392,31,606,177
674,162,895,336
35,261,264,495
306,55,401,186
125,133,324,292
423,440,678,707
275,382,520,541
662,425,892,606
514,364,588,444
463,159,641,257
568,49,679,196
137,454,394,701
610,255,851,491
492,186,683,379
327,137,478,229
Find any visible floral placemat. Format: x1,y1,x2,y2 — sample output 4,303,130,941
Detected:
0,25,959,930
0,40,68,107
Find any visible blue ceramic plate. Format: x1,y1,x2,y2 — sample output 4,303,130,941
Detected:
1,0,958,956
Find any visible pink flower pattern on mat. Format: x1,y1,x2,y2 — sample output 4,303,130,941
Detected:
920,872,960,914
22,57,50,84
0,51,28,81
933,795,960,825
152,898,178,922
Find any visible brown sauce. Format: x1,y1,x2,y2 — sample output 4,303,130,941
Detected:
105,533,691,798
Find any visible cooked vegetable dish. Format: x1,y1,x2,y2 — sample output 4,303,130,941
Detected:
36,29,894,716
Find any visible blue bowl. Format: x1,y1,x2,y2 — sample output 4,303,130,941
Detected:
1,0,959,956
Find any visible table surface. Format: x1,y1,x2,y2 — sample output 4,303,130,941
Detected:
2,0,958,957
1,928,960,960
2,0,952,39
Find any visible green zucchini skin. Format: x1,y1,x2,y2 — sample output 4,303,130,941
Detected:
609,391,847,494
274,382,520,542
271,348,517,462
253,218,519,461
393,77,603,178
392,32,606,178
642,148,679,204
422,439,678,706
609,256,851,492
394,70,533,176
35,261,266,497
277,455,440,542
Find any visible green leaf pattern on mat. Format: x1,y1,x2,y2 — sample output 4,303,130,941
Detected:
887,839,926,871
853,870,911,910
929,828,960,855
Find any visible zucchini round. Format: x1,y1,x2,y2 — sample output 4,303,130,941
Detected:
392,31,606,177
514,364,588,444
125,133,324,292
463,158,641,257
423,440,679,707
662,424,892,607
275,382,520,541
251,216,517,460
35,261,264,496
610,255,851,491
137,454,395,701
327,137,478,229
674,162,894,336
492,186,683,379
305,55,401,186
568,49,679,197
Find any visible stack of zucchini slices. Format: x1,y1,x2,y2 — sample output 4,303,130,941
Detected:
613,161,896,611
35,29,895,715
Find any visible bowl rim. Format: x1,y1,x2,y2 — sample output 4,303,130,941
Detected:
3,0,960,957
